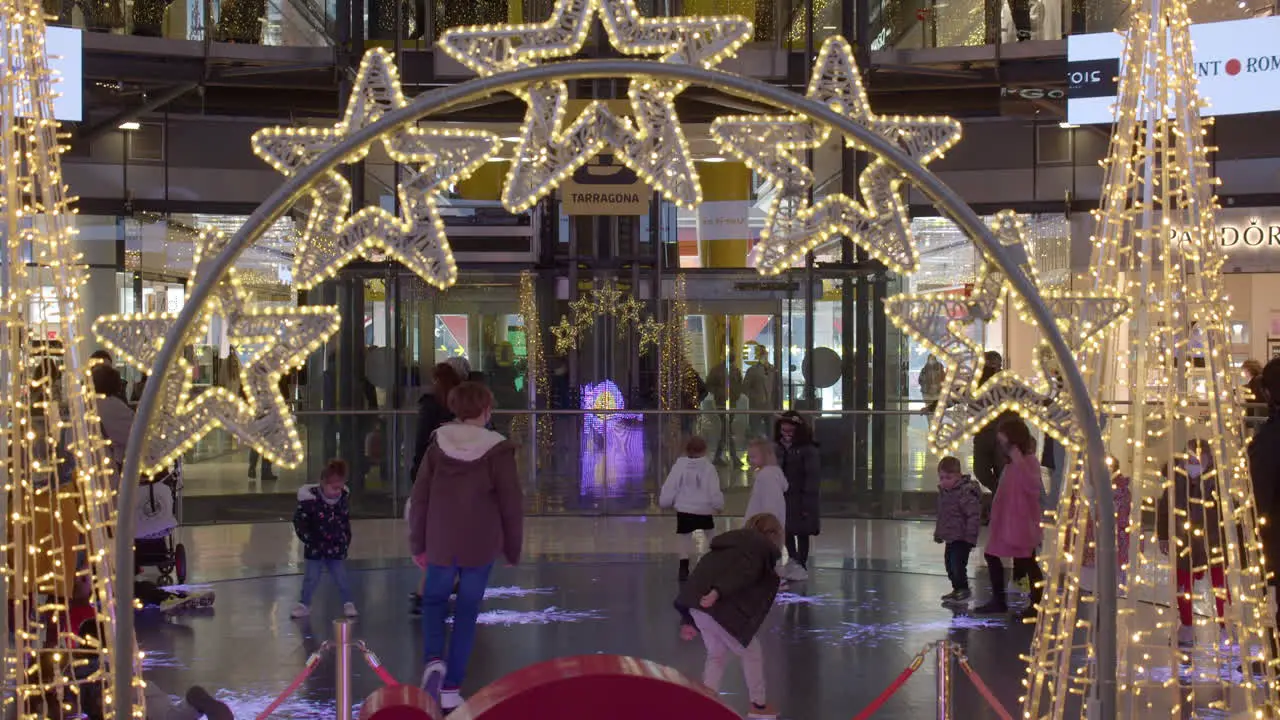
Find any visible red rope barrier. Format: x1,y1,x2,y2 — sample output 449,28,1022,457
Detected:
360,644,400,687
956,657,1014,720
849,648,929,720
254,645,329,720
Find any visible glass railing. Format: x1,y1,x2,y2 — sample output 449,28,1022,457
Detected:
175,403,1271,525
50,0,335,45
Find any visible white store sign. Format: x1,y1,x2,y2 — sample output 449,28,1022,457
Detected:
1067,16,1280,125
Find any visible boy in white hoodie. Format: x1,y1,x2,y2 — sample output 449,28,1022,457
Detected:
660,436,725,581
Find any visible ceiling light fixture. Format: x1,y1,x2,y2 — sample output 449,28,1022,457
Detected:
118,121,141,131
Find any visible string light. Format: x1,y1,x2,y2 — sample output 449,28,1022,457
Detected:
1023,0,1280,716
438,0,753,213
251,48,500,290
513,271,553,459
710,36,962,276
0,0,146,714
884,211,1130,456
91,230,341,476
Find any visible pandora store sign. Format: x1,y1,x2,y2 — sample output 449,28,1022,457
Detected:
1202,209,1280,273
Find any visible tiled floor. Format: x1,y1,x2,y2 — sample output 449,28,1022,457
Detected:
134,516,1273,718
137,518,1034,719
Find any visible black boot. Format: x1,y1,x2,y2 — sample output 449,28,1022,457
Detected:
678,559,690,582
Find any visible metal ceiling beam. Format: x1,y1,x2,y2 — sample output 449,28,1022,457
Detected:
81,82,200,143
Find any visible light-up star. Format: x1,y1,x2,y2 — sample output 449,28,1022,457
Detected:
252,48,500,289
551,317,579,355
883,212,1121,454
295,131,499,289
93,230,341,475
439,0,753,213
712,36,962,275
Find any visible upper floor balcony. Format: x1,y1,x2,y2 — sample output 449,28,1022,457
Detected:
51,0,1270,53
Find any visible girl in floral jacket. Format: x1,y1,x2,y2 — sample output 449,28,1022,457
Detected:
291,459,357,619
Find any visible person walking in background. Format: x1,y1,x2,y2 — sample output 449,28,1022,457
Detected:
1159,439,1229,648
919,354,944,414
934,456,981,604
1040,368,1068,511
743,350,776,437
290,459,357,619
974,416,1045,619
972,351,1017,521
411,382,523,713
659,436,724,582
775,411,820,581
248,374,293,482
1244,359,1267,420
675,513,784,720
407,362,464,614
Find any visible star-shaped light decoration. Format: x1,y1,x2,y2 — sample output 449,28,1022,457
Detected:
883,211,1129,454
712,36,961,275
439,0,753,213
93,230,341,475
551,317,579,355
252,48,500,290
637,316,667,353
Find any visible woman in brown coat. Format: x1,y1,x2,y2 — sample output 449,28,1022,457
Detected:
409,382,523,713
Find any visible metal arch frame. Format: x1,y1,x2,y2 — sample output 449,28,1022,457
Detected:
112,58,1116,718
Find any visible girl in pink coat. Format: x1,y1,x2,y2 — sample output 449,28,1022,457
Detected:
974,416,1045,619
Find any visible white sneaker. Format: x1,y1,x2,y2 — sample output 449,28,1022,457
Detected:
290,603,310,618
343,602,359,617
783,561,808,581
441,689,463,712
420,659,447,701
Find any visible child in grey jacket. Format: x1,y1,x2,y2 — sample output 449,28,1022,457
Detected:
934,456,981,603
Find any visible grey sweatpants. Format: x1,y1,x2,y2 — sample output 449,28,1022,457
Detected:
690,609,767,706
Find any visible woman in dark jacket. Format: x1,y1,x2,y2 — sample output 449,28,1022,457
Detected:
411,363,464,482
774,411,820,578
407,362,463,614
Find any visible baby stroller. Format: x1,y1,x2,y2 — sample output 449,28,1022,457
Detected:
134,460,187,585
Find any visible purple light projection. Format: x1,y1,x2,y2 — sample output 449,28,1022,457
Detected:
579,380,644,498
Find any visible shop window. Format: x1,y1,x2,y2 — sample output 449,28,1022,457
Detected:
1229,320,1249,345
127,123,165,162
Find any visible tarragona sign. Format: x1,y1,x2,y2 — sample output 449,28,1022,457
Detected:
1066,15,1280,125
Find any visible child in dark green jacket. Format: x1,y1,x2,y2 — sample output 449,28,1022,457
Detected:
675,513,782,720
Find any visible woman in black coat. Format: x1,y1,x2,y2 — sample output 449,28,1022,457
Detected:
774,411,820,576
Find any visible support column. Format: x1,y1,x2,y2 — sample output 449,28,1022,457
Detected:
71,215,123,334
696,160,752,269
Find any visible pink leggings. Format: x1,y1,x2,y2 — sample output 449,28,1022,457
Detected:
1176,567,1227,626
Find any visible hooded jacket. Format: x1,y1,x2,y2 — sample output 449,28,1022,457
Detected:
409,422,524,568
985,453,1044,558
744,465,787,531
293,484,351,560
659,456,724,516
934,474,981,545
675,529,781,647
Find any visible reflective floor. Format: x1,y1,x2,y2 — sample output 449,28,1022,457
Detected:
139,518,1030,718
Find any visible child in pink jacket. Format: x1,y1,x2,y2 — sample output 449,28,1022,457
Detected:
973,416,1045,619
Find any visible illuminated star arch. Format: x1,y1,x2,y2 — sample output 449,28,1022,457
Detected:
111,45,1117,720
